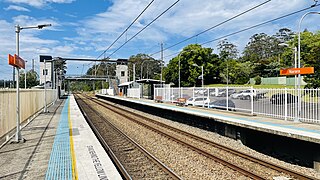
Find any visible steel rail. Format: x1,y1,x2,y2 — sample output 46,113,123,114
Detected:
88,95,265,179
94,95,315,180
75,94,181,180
74,94,132,180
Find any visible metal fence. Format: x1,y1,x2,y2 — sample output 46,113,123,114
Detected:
127,87,141,99
154,86,320,124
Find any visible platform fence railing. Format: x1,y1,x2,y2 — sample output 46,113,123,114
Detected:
127,86,141,99
154,87,320,124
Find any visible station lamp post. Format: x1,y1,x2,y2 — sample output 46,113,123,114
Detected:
178,50,195,98
24,61,27,89
14,23,51,142
297,11,320,121
192,63,204,107
279,43,298,122
192,63,204,89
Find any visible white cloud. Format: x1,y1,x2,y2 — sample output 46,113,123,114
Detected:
2,0,319,78
72,0,318,59
5,0,75,8
4,5,30,11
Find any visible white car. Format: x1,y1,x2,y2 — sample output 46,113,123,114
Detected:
186,97,210,106
230,90,248,99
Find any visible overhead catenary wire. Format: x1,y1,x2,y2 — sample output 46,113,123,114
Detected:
96,0,155,60
106,0,180,59
200,4,320,46
161,4,320,60
149,0,271,56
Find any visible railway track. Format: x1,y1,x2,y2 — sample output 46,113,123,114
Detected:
89,94,314,180
74,94,181,180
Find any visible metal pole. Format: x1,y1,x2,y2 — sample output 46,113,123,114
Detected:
141,61,144,79
201,65,204,108
298,11,320,121
133,63,136,81
44,59,47,113
201,65,204,89
52,60,55,90
178,53,181,98
161,42,163,86
24,61,27,89
294,47,298,122
15,25,22,142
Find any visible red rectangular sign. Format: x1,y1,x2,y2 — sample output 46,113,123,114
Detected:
280,67,314,75
8,54,25,69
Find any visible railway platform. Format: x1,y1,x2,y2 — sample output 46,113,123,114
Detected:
96,94,320,144
0,95,122,180
97,94,320,170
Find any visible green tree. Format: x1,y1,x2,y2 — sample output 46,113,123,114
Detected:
19,70,39,88
242,33,283,77
164,44,221,87
217,39,240,84
128,54,160,80
298,31,320,88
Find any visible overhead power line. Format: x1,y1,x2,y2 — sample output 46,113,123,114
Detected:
96,0,155,60
161,4,320,60
200,4,320,46
149,0,271,56
106,0,180,59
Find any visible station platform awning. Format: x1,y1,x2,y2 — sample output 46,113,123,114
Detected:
136,79,165,84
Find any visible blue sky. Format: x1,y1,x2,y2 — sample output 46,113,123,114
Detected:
0,0,320,80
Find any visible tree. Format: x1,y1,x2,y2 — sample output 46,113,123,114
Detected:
164,44,221,87
19,70,39,88
128,54,160,80
217,39,241,84
242,33,283,77
298,31,320,88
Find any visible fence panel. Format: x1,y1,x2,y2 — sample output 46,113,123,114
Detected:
0,89,56,138
127,87,141,99
154,86,320,124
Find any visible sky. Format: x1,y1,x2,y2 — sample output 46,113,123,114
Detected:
0,0,320,80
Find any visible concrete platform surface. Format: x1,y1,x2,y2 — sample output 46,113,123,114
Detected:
0,95,122,180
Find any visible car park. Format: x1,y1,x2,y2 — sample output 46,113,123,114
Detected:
230,90,246,99
205,99,236,111
270,93,297,104
217,89,236,97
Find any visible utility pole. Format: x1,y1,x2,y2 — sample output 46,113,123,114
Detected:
160,42,163,87
133,63,136,82
32,59,34,72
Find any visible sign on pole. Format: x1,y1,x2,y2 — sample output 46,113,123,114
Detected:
280,67,314,76
8,54,25,69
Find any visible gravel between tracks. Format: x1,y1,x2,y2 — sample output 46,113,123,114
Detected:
95,97,320,179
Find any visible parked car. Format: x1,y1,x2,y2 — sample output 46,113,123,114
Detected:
186,97,210,106
230,90,246,99
195,89,208,95
217,89,236,97
231,89,267,100
205,99,236,111
270,93,297,104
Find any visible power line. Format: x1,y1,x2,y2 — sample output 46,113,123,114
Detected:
200,4,320,46
160,4,320,60
106,0,180,59
96,0,155,60
149,0,271,56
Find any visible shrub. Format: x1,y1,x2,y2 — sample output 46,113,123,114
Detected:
254,76,261,85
